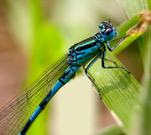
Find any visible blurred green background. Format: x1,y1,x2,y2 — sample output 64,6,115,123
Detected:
0,0,146,135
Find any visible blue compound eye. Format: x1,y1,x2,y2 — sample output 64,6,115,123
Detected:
99,21,118,41
99,23,105,32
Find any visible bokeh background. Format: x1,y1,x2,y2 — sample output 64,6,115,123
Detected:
0,0,143,135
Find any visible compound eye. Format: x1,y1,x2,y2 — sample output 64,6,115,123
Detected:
99,26,103,29
99,23,104,29
105,29,113,35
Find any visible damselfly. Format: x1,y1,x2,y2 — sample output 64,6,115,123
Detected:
0,21,128,135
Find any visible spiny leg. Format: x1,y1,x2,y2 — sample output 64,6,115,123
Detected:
102,46,130,73
83,54,123,99
83,57,117,82
83,55,102,99
102,36,129,71
102,57,118,67
107,36,127,52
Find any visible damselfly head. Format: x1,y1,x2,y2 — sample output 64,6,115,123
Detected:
99,21,118,41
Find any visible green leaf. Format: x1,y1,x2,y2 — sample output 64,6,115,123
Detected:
116,0,148,19
98,125,125,135
129,24,151,135
112,15,141,55
112,11,151,55
148,0,151,10
121,10,151,135
94,10,151,135
89,51,142,133
115,1,151,134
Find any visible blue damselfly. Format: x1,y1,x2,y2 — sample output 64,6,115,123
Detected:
0,21,128,135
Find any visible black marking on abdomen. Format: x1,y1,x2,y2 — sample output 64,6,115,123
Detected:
61,70,70,79
39,91,52,109
59,78,65,84
39,100,46,109
20,120,32,134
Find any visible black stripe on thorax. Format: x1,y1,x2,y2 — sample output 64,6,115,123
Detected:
75,43,97,51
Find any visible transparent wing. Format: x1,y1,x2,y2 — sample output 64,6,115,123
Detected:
0,54,69,135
